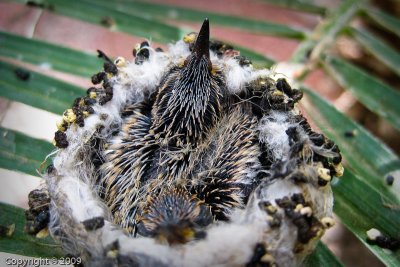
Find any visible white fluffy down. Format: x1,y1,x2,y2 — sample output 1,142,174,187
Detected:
258,111,293,161
223,57,271,94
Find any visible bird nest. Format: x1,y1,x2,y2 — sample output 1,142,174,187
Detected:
25,19,343,267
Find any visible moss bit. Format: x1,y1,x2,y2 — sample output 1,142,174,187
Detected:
63,109,76,123
333,163,344,177
134,41,151,65
183,32,197,44
53,130,68,148
114,57,127,68
82,217,105,231
321,217,335,228
344,129,357,138
56,120,67,132
0,224,15,237
25,187,50,235
386,175,394,186
246,243,276,267
36,228,49,238
259,201,278,215
275,194,324,245
14,68,31,81
300,207,313,217
89,91,97,99
366,228,400,251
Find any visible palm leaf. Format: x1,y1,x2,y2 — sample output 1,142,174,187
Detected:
363,7,400,37
259,0,326,15
349,27,400,76
291,0,362,64
0,202,63,258
322,56,400,131
334,171,400,267
87,0,306,39
0,60,84,114
302,242,343,267
0,127,53,177
0,31,101,77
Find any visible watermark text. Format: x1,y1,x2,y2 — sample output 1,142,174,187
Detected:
5,257,81,266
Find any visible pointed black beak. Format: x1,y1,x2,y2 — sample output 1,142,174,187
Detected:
193,19,210,59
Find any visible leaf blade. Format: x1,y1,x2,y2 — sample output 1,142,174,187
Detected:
0,202,63,258
322,56,400,131
302,242,344,267
108,0,277,66
291,0,362,63
349,27,400,76
13,0,183,43
0,31,102,78
0,127,53,177
333,170,400,267
87,0,306,39
0,60,84,115
259,0,326,15
364,7,400,37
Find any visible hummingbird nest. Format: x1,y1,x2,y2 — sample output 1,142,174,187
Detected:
26,19,343,267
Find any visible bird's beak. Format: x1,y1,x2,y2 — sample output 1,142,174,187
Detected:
193,19,210,60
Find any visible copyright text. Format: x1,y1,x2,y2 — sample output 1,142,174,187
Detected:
5,257,81,266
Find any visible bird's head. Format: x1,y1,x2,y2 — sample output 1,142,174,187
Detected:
136,187,212,245
153,19,224,145
181,18,212,77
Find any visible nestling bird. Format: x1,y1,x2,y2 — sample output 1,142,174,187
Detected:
26,19,344,267
100,20,260,240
